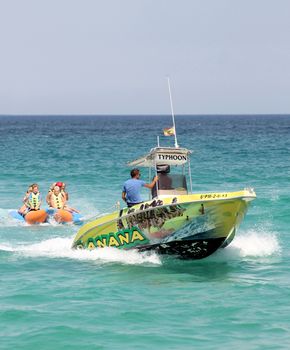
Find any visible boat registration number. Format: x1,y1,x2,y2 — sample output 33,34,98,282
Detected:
199,193,228,200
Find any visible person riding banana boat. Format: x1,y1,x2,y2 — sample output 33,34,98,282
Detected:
46,181,68,204
48,185,66,210
18,184,33,216
17,184,48,224
48,185,80,223
11,182,82,225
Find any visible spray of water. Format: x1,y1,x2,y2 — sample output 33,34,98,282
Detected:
0,236,161,265
0,218,281,265
213,228,281,260
228,230,281,256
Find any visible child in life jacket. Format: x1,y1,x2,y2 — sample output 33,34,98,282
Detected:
18,184,42,215
46,181,68,205
48,185,66,209
48,184,79,213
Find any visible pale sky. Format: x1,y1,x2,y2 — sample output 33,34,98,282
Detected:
0,0,290,115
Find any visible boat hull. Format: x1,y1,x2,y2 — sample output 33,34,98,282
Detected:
72,190,255,259
136,237,226,259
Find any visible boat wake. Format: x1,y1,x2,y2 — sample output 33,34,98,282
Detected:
211,228,281,261
0,236,162,266
0,208,25,227
0,228,281,265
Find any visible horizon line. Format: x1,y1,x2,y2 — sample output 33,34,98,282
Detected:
1,113,290,117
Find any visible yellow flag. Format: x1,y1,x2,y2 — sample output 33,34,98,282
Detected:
163,127,175,136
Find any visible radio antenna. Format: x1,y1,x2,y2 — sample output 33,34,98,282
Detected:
167,76,179,148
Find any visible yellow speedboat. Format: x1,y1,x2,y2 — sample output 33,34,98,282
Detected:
72,146,256,259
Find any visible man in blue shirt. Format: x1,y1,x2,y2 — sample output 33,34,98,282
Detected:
122,168,158,207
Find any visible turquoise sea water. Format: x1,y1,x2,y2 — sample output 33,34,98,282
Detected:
0,115,289,349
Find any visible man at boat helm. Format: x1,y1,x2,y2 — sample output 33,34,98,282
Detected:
122,168,158,207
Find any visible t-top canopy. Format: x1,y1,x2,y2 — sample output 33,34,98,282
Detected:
127,147,192,167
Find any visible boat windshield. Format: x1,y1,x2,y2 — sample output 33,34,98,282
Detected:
152,174,188,198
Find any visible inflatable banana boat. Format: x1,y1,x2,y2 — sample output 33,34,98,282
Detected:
9,208,83,225
46,208,83,225
10,209,48,224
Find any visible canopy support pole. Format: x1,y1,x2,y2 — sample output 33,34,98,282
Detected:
188,157,193,193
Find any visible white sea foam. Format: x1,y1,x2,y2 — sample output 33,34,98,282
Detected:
0,209,25,227
0,244,15,252
0,236,161,266
0,222,281,264
213,229,281,260
230,230,281,257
